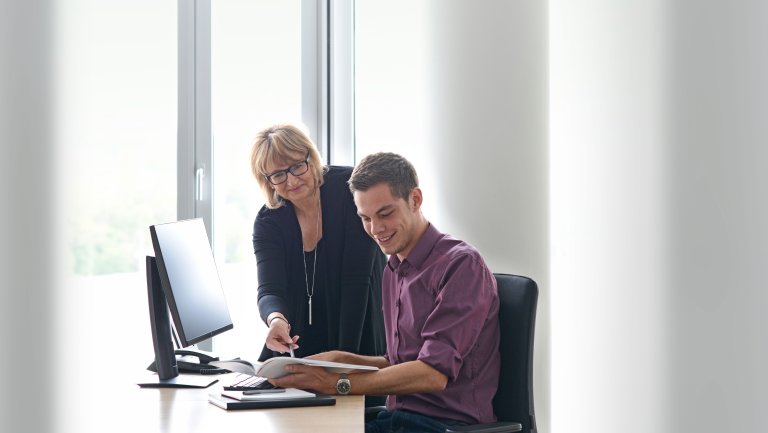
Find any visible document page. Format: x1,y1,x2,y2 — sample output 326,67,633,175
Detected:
210,357,378,379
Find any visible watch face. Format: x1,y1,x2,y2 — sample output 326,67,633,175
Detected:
336,379,351,395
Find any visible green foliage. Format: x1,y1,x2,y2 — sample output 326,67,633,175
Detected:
69,199,175,276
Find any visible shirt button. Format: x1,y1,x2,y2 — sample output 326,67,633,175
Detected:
399,272,405,278
394,330,399,337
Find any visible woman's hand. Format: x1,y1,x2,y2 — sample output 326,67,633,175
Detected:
265,314,300,353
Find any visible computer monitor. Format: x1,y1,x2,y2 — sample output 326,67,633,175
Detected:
139,218,234,388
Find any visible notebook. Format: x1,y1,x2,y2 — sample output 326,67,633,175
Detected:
208,392,336,410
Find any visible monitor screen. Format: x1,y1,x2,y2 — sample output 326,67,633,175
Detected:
150,218,233,347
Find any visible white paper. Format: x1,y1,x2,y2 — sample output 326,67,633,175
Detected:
209,357,379,379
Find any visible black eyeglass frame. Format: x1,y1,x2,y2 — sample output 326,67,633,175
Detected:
264,153,311,185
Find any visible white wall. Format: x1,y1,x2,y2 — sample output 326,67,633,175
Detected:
421,1,550,431
551,1,768,432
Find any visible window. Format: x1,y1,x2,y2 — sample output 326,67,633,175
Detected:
55,0,177,379
208,0,312,359
59,1,177,278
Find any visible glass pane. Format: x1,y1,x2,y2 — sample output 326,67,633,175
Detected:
211,0,302,360
355,2,442,218
54,0,177,418
59,1,177,278
354,1,426,161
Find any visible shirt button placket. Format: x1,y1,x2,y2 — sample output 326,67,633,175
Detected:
393,268,405,356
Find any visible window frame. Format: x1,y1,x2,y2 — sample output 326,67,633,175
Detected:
177,0,354,349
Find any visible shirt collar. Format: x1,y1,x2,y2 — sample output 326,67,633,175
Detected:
386,222,441,271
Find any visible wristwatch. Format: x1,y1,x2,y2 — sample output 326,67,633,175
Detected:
335,373,351,395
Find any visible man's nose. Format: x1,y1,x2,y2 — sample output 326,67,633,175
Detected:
370,219,384,235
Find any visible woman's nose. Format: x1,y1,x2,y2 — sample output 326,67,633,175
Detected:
286,172,300,186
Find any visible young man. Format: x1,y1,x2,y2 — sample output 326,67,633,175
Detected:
270,152,500,433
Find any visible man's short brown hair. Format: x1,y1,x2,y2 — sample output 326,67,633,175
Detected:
348,152,419,200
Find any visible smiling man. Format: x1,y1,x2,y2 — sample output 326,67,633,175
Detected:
271,152,500,433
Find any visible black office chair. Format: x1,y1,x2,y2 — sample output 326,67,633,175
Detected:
445,273,538,433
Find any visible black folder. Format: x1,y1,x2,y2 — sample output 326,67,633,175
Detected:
208,393,336,410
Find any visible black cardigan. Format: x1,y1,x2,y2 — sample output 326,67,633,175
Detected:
253,166,386,361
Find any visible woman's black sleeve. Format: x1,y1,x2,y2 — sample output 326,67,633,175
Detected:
253,214,291,324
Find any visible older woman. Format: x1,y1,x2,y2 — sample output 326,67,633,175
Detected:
250,124,385,362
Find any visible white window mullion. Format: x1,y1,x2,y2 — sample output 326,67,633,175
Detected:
178,0,213,351
329,0,355,165
178,0,213,238
302,0,329,161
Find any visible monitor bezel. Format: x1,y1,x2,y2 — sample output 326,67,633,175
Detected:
149,218,234,348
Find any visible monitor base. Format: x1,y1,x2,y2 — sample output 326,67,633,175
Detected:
137,373,219,388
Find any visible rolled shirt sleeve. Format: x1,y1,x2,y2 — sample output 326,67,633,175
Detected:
417,254,497,382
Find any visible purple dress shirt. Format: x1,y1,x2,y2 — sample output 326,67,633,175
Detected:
382,223,500,424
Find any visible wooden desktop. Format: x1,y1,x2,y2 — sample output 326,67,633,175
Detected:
59,372,364,432
54,273,364,432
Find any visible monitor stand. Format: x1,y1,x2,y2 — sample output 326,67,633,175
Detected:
145,350,228,373
138,256,224,389
139,350,223,388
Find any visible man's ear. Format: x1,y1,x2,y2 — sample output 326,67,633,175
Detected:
409,187,423,211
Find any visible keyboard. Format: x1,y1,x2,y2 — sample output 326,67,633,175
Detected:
222,373,278,391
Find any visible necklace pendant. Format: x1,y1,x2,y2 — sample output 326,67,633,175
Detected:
308,297,313,325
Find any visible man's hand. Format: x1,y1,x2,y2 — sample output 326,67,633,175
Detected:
269,364,338,395
305,350,343,362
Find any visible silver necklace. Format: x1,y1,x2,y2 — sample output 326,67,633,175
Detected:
302,198,321,325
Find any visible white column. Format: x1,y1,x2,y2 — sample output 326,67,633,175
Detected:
550,1,768,432
422,1,549,430
0,2,57,432
664,1,768,431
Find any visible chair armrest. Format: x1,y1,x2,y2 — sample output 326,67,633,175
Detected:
445,421,523,433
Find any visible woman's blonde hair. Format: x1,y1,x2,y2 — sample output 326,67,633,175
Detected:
250,124,325,209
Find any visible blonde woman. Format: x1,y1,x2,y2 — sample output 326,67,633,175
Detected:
250,124,385,364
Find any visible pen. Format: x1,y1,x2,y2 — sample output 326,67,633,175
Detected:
289,343,295,358
243,388,286,395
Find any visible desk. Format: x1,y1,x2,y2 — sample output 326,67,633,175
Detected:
59,372,364,432
49,275,365,432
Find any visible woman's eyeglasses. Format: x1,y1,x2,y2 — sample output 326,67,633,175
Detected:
264,154,310,185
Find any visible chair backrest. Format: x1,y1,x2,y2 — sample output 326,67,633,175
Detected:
492,273,538,433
